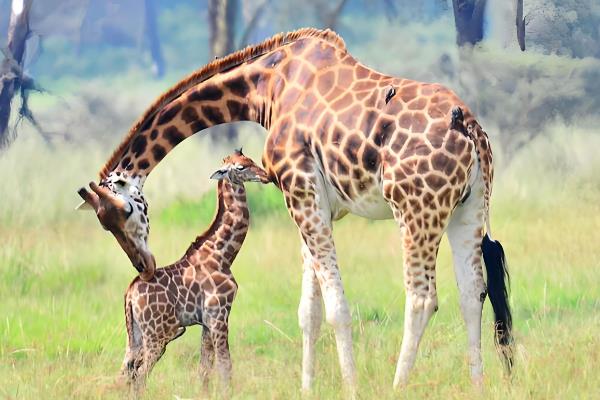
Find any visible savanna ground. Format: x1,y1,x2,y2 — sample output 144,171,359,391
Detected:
1,120,599,399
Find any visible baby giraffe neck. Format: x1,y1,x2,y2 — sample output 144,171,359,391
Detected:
184,180,249,270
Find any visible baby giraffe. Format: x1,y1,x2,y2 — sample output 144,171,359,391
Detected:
120,149,269,393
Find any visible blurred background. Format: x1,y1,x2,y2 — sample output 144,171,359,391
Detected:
1,1,599,398
1,0,599,216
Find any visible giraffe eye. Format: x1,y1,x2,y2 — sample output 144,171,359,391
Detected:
235,165,245,171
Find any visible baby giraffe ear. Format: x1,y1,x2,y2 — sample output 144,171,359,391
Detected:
210,168,229,181
75,200,93,210
76,187,100,211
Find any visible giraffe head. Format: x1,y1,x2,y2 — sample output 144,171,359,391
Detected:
210,148,270,185
77,174,154,280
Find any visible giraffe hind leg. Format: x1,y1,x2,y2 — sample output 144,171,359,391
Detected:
131,336,169,395
446,180,487,385
393,224,442,388
382,188,450,388
121,302,143,385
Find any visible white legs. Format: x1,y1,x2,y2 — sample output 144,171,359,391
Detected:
298,243,323,391
447,178,486,385
296,236,356,393
320,266,356,388
287,173,356,393
392,228,441,388
393,286,439,388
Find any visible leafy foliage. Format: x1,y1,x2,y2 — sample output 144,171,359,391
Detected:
526,0,600,58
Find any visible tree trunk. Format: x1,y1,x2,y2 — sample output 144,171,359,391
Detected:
207,0,239,141
144,0,165,77
208,0,237,59
516,0,525,51
323,0,349,31
435,0,449,12
452,0,487,46
0,0,33,148
239,0,270,49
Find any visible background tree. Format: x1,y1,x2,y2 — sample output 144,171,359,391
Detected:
0,0,42,148
526,0,600,58
516,0,526,50
144,0,166,77
452,0,487,46
208,0,238,59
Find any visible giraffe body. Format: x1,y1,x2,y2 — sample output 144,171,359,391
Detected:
79,28,512,392
119,151,269,393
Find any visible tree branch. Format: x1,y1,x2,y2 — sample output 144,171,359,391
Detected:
516,0,526,51
0,0,33,148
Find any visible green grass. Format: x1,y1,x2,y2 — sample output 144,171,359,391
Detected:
1,131,599,399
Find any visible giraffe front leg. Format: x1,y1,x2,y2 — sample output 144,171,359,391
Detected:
298,242,323,392
316,254,356,393
199,325,215,389
286,192,356,394
205,311,233,389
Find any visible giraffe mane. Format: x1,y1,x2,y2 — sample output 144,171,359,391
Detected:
99,27,346,179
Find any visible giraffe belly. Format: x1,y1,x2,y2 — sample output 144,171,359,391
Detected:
324,178,393,220
342,193,394,220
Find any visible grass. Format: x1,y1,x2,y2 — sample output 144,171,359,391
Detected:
1,128,599,399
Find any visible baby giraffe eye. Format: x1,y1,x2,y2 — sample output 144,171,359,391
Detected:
235,165,246,171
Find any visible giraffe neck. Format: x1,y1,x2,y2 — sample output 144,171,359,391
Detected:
103,53,294,184
100,29,351,185
183,180,249,271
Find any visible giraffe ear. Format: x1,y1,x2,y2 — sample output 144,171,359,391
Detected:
210,168,229,181
76,187,100,212
75,200,94,211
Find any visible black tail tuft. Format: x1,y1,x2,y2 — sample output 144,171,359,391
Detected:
481,234,514,373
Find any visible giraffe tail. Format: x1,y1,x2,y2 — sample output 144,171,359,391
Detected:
454,106,514,373
472,119,513,374
481,234,513,373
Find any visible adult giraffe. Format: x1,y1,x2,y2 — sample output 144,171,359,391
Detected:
78,28,512,391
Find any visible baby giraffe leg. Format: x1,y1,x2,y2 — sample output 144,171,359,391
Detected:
199,325,215,389
132,337,167,395
121,298,143,389
206,311,232,388
121,343,143,385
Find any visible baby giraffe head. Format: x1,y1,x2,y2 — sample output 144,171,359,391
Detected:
210,148,270,184
76,174,155,280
